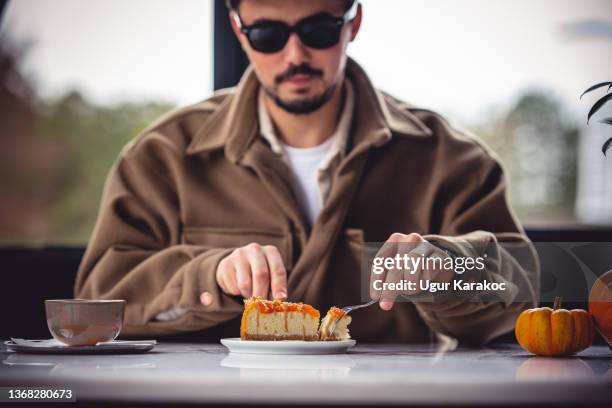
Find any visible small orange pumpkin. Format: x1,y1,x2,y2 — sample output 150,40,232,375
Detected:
588,270,612,346
515,297,595,356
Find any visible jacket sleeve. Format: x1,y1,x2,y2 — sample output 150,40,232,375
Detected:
416,138,539,346
74,132,242,336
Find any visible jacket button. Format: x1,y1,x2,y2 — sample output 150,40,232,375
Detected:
200,291,213,306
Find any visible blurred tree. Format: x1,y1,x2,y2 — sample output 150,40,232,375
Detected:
0,35,60,244
37,93,175,244
0,36,174,245
471,91,580,223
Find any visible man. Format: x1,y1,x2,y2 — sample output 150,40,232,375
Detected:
75,0,537,344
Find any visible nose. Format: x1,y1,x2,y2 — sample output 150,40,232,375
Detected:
283,32,310,66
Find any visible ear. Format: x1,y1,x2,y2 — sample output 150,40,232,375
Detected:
229,11,244,42
349,4,362,42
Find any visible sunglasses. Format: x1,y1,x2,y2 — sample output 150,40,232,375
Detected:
232,1,359,54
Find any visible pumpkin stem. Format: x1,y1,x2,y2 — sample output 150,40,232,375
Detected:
553,296,562,310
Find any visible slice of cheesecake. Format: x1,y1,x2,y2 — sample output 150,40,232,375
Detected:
240,297,321,341
319,307,352,341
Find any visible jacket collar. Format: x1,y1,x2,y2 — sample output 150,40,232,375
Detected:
186,58,432,161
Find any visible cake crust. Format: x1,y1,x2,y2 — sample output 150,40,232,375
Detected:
242,333,320,341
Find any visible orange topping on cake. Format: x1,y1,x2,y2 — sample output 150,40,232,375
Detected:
244,297,320,319
328,306,346,319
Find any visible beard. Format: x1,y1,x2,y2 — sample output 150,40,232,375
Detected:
263,83,337,115
263,63,338,115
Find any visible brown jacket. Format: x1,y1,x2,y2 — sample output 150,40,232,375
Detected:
75,58,538,345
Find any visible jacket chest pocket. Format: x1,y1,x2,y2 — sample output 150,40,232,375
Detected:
181,226,294,270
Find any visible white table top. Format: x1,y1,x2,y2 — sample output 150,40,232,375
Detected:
1,341,611,406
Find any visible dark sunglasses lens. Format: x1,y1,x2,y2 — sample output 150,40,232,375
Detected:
298,20,341,49
248,25,290,53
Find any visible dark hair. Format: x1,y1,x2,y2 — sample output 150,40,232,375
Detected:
225,0,355,12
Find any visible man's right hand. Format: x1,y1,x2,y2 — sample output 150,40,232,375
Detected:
215,243,287,300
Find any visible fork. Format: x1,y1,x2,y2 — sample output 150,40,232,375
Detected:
327,299,378,337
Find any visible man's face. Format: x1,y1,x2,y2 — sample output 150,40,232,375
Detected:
231,0,361,114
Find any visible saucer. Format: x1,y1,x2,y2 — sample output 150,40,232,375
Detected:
5,338,156,354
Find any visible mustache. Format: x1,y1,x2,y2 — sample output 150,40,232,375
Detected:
274,64,323,84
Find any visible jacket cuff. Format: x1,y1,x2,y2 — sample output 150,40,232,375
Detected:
422,231,519,307
414,231,534,344
182,247,240,313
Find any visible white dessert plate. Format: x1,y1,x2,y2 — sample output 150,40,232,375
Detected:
220,338,356,355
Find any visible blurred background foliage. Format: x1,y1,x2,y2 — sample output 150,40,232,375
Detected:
0,38,174,245
470,92,580,223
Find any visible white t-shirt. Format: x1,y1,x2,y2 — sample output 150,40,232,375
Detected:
279,134,337,226
258,80,355,226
